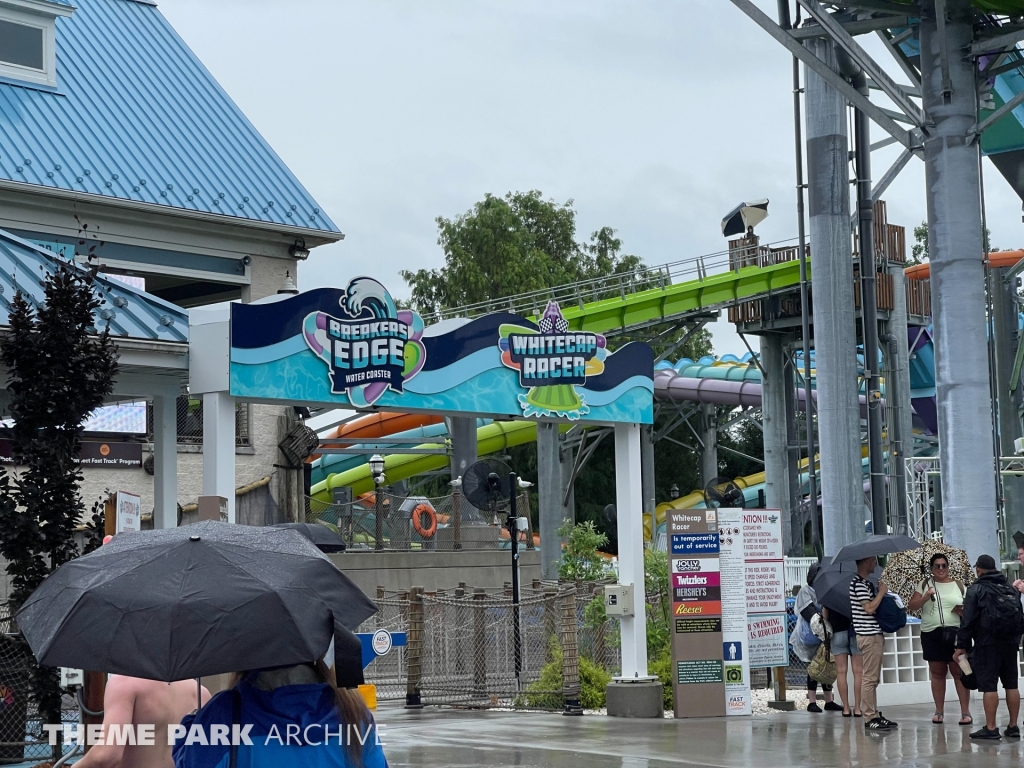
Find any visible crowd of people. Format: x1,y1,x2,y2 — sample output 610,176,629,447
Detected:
794,539,1024,740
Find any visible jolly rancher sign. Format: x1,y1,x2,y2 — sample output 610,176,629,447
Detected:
227,278,653,424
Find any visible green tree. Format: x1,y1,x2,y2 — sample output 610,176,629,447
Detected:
557,520,609,582
718,419,765,480
0,262,118,744
400,191,644,315
909,221,928,266
910,220,997,266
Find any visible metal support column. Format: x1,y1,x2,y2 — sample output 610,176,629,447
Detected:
699,404,718,486
537,422,562,581
920,7,999,563
805,37,865,555
852,76,888,535
992,267,1024,553
448,416,478,482
560,438,576,530
783,343,805,553
762,335,800,554
152,393,178,529
885,265,914,532
202,391,236,523
641,423,656,529
613,423,649,680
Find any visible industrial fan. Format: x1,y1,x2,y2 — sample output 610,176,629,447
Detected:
703,477,745,509
461,459,514,524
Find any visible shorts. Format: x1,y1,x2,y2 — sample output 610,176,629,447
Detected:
921,628,956,663
970,643,1020,693
830,628,861,656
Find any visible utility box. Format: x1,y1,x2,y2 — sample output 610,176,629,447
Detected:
60,668,84,688
197,496,228,522
604,584,634,616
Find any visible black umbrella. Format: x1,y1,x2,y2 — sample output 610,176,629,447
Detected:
274,522,347,553
829,534,919,565
813,561,880,618
721,199,769,237
16,521,376,682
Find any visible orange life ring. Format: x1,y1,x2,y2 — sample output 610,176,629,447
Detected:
411,504,437,539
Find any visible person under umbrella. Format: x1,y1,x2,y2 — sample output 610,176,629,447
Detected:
173,624,386,768
881,540,974,610
792,563,842,713
16,521,376,682
814,562,873,718
850,556,898,730
720,200,769,237
907,552,972,725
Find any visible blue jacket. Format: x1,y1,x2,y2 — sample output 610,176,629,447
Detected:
172,678,387,768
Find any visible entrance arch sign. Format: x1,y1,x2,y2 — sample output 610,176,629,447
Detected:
225,278,653,424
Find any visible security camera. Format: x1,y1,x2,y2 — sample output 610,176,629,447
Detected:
241,255,252,266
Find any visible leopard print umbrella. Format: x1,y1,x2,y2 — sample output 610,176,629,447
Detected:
881,539,974,617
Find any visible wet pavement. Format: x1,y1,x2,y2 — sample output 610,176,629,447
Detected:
380,702,1024,767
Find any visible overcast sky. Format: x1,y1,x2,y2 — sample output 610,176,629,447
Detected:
161,0,1024,357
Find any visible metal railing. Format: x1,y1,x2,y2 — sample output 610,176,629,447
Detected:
418,237,802,325
307,490,535,552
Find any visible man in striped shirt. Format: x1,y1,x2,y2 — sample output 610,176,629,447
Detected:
849,556,897,730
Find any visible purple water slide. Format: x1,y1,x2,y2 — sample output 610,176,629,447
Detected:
653,370,875,417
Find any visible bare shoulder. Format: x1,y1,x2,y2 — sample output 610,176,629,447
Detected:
107,675,169,696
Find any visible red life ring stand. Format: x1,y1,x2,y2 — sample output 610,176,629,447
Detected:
411,504,437,539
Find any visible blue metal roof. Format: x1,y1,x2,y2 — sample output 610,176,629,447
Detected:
0,0,340,237
0,228,188,342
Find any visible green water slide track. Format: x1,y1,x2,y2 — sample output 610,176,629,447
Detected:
311,255,806,500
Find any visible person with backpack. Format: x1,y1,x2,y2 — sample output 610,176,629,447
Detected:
907,553,971,725
849,556,898,731
954,554,1024,740
793,563,842,712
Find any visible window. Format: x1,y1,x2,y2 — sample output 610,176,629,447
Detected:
0,19,42,70
145,396,252,447
0,2,73,89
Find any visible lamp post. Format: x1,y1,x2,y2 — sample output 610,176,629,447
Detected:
506,474,533,689
370,454,385,551
450,477,462,551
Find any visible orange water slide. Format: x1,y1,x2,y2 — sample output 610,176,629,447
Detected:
904,250,1024,279
311,412,444,459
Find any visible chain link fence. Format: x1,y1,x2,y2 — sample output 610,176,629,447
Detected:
357,581,619,712
308,491,534,552
0,614,78,765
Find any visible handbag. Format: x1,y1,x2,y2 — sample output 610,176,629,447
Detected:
931,579,963,647
807,629,837,685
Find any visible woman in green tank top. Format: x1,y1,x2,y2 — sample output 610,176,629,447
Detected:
908,553,971,725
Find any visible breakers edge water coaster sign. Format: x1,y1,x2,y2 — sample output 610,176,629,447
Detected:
228,278,653,424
